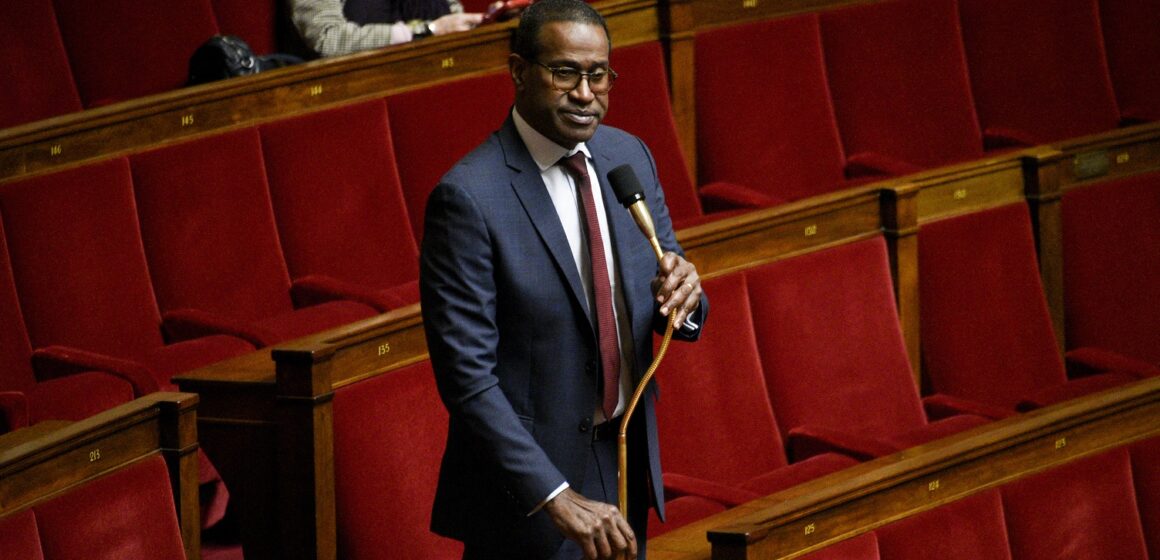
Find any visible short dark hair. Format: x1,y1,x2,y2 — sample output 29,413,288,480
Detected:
511,0,611,61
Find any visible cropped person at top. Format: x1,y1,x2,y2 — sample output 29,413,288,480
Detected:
292,0,496,57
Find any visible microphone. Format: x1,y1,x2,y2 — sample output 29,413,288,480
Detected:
607,164,678,521
607,165,663,261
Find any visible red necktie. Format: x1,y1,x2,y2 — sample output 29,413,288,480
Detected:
560,152,620,419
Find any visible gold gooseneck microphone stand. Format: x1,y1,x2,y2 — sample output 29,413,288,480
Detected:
616,196,677,520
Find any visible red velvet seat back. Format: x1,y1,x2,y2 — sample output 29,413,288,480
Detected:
34,454,187,560
1000,448,1148,560
209,0,277,54
0,210,136,422
656,273,789,485
0,510,45,560
388,72,514,241
746,237,926,442
694,15,848,203
958,0,1119,144
603,42,703,226
332,360,462,559
918,204,1065,409
52,0,220,107
0,215,36,392
1062,172,1160,363
131,129,294,322
1131,438,1160,558
820,0,984,170
0,0,82,128
876,491,1012,560
0,159,165,359
261,100,419,291
1100,0,1160,122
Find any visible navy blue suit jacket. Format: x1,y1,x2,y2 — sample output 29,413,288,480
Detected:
421,116,706,554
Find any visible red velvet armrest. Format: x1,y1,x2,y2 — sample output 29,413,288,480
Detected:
0,391,30,432
1065,347,1160,379
844,152,923,178
787,425,899,463
290,274,402,312
31,346,159,396
661,473,760,507
162,308,275,347
922,393,1017,421
698,181,784,213
982,126,1039,150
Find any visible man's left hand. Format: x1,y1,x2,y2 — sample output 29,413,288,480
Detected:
651,252,701,328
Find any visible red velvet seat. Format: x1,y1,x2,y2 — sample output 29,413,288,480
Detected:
0,168,146,428
1130,438,1160,558
130,129,379,346
1062,172,1160,365
0,159,255,391
52,0,220,107
601,42,707,228
332,360,462,559
820,0,984,175
0,0,82,128
1100,0,1160,122
260,100,420,312
919,203,1151,412
0,157,252,527
1000,448,1148,560
649,273,859,537
876,491,1013,560
388,72,515,242
34,455,188,560
957,0,1120,147
746,237,990,463
0,510,44,560
694,14,853,209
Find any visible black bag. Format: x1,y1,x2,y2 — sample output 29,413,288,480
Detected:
187,35,302,86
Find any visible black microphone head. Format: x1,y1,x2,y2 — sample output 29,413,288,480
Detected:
607,164,646,208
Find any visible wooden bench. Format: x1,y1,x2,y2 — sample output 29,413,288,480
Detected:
0,392,201,560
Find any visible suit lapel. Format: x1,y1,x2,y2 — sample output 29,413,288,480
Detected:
499,119,592,323
590,129,651,337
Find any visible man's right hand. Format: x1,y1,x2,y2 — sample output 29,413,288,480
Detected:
544,488,638,560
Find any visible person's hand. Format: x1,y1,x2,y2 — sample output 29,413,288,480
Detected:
545,488,637,560
651,252,701,328
431,12,484,35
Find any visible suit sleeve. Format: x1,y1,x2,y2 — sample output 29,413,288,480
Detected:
420,180,568,512
633,136,709,340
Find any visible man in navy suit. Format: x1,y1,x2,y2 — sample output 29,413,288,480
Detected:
421,0,706,557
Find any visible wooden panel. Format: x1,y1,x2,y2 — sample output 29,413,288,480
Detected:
1057,122,1160,189
646,378,1160,559
0,0,659,184
681,185,883,278
0,393,200,559
914,156,1028,224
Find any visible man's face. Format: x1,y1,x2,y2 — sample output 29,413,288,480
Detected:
511,21,610,149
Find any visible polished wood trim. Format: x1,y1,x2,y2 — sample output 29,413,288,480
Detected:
0,393,201,560
0,0,659,184
1055,122,1160,189
648,377,1160,559
681,185,883,278
881,184,921,383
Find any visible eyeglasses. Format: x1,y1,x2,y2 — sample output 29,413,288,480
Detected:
533,61,618,93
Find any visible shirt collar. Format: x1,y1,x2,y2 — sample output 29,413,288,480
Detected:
512,107,592,171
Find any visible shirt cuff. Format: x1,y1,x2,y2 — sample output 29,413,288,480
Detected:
528,482,570,516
